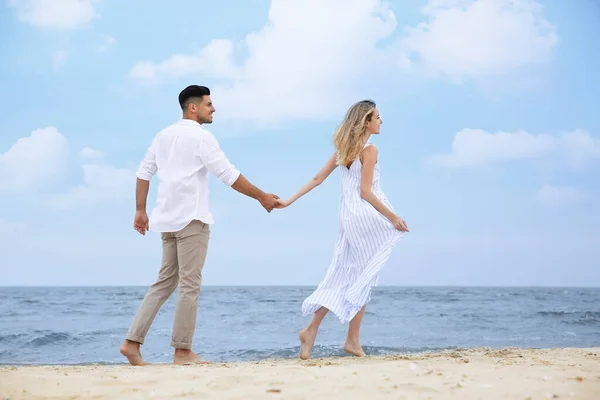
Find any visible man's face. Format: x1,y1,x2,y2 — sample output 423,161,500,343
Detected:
190,95,215,124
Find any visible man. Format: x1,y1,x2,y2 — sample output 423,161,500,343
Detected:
119,85,279,366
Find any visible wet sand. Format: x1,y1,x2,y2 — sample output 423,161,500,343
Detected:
1,347,599,399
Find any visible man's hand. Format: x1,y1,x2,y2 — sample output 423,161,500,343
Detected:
259,193,280,213
134,210,149,235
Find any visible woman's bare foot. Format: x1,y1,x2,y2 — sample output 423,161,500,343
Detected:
343,340,366,357
120,340,145,366
298,328,317,360
174,349,212,365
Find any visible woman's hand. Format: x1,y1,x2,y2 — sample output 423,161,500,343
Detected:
275,199,291,209
391,215,409,232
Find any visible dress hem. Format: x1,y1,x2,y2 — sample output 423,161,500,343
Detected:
301,232,404,324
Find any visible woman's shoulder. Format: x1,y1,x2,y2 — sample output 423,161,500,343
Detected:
362,142,378,155
359,143,378,163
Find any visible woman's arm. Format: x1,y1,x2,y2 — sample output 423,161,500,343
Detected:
360,145,409,231
276,152,338,208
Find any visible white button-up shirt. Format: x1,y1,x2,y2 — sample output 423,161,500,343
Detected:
136,119,241,232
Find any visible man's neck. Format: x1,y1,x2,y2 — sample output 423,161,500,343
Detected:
182,115,202,125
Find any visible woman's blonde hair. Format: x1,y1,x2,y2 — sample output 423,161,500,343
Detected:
333,100,377,166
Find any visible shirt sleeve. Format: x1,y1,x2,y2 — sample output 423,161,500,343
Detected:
197,131,241,186
136,141,158,181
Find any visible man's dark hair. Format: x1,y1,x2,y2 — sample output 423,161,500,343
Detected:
178,85,210,110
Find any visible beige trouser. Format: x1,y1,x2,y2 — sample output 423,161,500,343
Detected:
126,220,210,349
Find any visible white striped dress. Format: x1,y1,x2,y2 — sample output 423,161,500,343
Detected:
302,143,404,323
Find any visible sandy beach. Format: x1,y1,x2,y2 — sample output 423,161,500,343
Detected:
1,347,598,399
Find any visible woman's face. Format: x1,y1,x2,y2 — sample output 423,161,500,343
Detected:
366,108,382,135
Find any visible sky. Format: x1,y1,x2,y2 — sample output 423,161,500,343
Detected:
1,0,599,287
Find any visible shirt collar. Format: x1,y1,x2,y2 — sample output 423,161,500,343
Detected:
178,118,202,127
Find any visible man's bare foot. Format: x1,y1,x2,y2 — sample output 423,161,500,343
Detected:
298,328,317,360
173,349,212,365
343,340,366,357
120,340,145,366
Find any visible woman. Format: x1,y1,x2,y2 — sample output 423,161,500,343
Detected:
275,99,409,360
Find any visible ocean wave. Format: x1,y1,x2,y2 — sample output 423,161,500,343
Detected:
29,332,75,347
537,311,600,325
0,330,79,348
19,299,43,305
537,310,600,317
0,333,25,343
214,345,456,362
0,345,457,366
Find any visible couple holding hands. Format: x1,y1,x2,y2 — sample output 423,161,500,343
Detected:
120,85,409,366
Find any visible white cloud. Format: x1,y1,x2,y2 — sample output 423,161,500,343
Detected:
0,127,69,192
131,0,397,123
53,50,67,70
400,0,557,81
8,0,99,30
47,163,135,209
537,185,587,206
129,0,556,124
0,127,133,207
79,146,104,159
429,128,600,170
131,39,238,85
97,35,117,52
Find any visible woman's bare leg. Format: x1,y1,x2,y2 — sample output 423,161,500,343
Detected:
344,305,367,357
298,306,328,360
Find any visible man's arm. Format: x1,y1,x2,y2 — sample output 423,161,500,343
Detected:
230,173,278,208
133,144,156,235
135,143,157,212
135,178,150,212
197,132,278,211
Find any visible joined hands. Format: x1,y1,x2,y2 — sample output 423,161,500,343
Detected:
260,194,291,211
259,193,280,213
